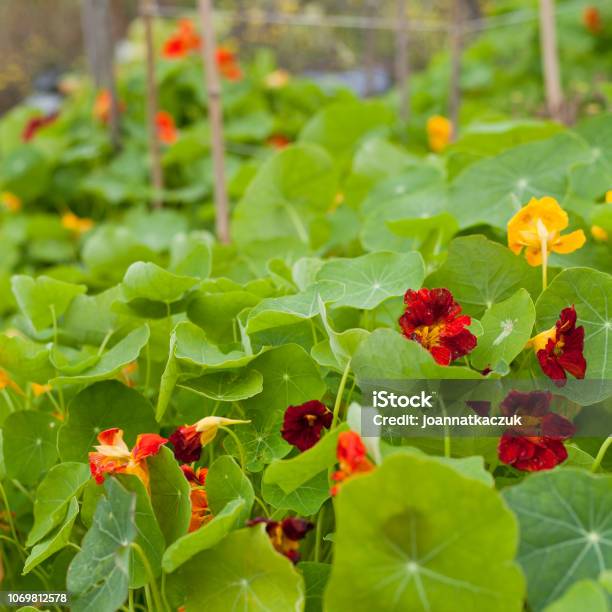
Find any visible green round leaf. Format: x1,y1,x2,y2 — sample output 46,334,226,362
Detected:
3,411,59,486
58,381,158,462
503,468,612,611
325,453,525,611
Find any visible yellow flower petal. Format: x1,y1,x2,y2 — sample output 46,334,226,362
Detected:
526,326,556,353
591,225,609,242
605,190,612,204
427,116,452,153
551,229,586,254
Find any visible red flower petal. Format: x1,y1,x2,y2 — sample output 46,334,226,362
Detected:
281,400,333,452
169,425,202,463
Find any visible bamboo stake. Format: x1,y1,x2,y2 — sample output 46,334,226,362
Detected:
538,0,564,121
364,0,377,96
141,0,164,209
198,0,230,244
448,0,464,139
395,0,410,128
101,0,121,150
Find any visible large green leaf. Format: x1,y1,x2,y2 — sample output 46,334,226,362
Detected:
173,527,305,611
27,462,91,546
206,455,254,522
169,232,212,279
449,133,590,229
325,453,524,611
121,261,199,304
50,325,150,386
231,144,337,244
11,275,86,331
2,411,59,486
316,251,425,310
67,478,136,612
179,369,264,402
162,498,245,573
427,235,542,317
58,381,158,462
353,329,482,381
536,268,612,382
23,497,79,575
118,475,165,588
470,289,535,371
0,334,54,383
544,580,610,612
299,101,393,162
148,447,191,545
503,469,612,611
300,561,331,612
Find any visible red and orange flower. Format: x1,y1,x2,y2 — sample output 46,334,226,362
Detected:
281,400,333,452
156,111,178,145
22,113,58,142
528,306,586,387
216,47,242,81
497,390,575,472
88,428,167,489
247,517,313,563
163,19,202,59
267,134,292,150
583,7,602,34
399,288,477,366
331,431,374,496
181,465,212,532
93,89,124,124
169,416,250,463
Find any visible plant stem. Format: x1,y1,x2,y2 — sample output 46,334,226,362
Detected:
0,481,24,561
313,503,325,562
332,360,351,428
131,542,164,612
253,495,270,517
220,426,247,472
591,436,612,473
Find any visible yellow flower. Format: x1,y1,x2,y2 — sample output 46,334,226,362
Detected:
265,69,291,89
194,416,251,446
0,370,23,395
427,116,453,153
1,192,21,213
31,383,52,397
605,190,612,204
591,225,609,242
507,197,586,266
62,212,94,235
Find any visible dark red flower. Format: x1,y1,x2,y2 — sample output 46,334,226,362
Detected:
399,288,477,366
247,516,313,563
331,431,374,496
22,113,59,142
532,306,586,387
497,389,575,472
498,434,568,472
169,425,202,463
281,400,333,452
466,400,491,417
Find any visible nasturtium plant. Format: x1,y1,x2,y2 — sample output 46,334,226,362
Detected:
1,15,611,610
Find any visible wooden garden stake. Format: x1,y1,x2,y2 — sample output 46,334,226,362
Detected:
538,0,564,121
198,0,231,244
141,0,164,209
395,0,410,129
364,0,378,96
448,0,464,140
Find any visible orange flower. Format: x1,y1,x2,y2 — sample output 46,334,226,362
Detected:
181,465,212,531
156,111,178,144
0,370,23,395
120,362,139,388
169,416,250,463
507,196,585,289
264,69,290,89
89,428,167,490
163,19,201,59
216,47,242,81
427,115,453,153
266,134,291,150
583,7,602,34
93,90,124,123
1,192,21,213
62,212,94,235
331,431,374,496
591,225,608,242
31,383,52,397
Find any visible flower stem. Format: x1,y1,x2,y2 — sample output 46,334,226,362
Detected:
541,236,548,292
591,436,612,473
131,542,164,612
220,426,247,472
314,503,325,562
332,360,352,428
